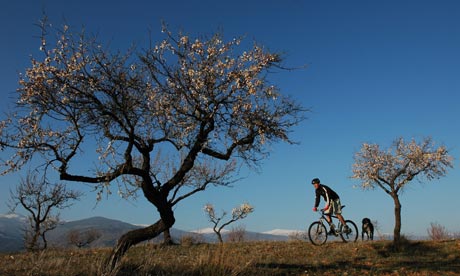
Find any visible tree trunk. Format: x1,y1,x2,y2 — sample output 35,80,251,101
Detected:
41,233,48,250
105,207,175,273
215,231,223,244
392,194,402,245
28,228,40,251
162,228,175,245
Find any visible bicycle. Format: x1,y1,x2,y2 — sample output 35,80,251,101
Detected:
307,205,358,245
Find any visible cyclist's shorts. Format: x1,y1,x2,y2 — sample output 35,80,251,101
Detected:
324,199,342,215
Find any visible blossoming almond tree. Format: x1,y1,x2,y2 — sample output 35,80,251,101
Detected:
352,137,453,244
0,20,306,271
204,203,254,243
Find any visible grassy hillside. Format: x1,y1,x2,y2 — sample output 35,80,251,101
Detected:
1,239,459,275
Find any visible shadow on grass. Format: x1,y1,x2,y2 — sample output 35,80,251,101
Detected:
117,264,238,276
253,240,460,275
255,261,371,274
370,240,460,273
256,257,460,275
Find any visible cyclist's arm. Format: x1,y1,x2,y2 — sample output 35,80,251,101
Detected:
314,189,321,208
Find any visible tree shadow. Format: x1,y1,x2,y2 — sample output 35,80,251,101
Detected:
255,256,460,275
373,239,440,256
370,240,460,273
253,241,460,275
255,261,371,274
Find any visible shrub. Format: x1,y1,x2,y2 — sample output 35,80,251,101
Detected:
227,225,246,242
288,231,308,241
427,222,450,240
180,233,204,246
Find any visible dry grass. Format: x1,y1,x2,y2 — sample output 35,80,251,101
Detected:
1,239,460,275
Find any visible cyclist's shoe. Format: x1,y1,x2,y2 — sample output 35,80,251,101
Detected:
327,228,338,236
343,226,351,234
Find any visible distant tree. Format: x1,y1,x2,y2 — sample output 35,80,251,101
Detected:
204,203,254,243
352,137,453,245
67,228,102,248
9,172,82,251
0,19,306,271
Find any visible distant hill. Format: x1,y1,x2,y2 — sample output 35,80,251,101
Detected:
46,216,142,248
0,213,27,252
0,214,290,253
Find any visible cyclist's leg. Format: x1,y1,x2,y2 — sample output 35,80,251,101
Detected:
324,204,337,235
324,203,333,224
333,199,347,227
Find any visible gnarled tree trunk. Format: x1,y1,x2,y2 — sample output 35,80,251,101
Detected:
105,207,175,273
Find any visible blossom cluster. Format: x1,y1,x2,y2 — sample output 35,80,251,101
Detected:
231,202,254,220
203,203,217,221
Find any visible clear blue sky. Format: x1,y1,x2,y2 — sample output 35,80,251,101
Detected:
1,0,459,237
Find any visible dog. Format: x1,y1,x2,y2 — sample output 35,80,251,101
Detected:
361,218,374,240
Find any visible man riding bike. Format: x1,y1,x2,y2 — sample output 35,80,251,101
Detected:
311,178,350,235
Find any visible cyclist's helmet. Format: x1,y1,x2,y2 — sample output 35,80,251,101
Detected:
311,178,320,185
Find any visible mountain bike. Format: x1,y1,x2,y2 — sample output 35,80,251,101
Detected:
307,206,358,245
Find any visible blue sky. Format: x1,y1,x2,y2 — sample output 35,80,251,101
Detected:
1,0,459,237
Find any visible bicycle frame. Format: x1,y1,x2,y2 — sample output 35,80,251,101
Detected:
318,210,343,233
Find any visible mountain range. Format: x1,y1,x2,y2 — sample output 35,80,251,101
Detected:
0,213,294,253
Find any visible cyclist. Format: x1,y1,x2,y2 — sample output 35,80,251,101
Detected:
311,178,349,235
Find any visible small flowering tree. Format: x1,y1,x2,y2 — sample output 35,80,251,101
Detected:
204,203,254,243
352,137,453,244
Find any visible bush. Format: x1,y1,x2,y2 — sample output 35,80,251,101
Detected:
427,222,450,240
227,225,246,242
288,231,308,241
180,234,204,246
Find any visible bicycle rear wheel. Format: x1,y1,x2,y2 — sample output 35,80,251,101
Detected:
308,221,328,245
339,220,358,243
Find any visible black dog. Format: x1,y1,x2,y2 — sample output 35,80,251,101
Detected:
361,218,374,240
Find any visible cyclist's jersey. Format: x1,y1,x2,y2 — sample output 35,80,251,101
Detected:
314,184,339,208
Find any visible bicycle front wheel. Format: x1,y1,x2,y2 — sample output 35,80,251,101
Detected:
308,221,328,245
339,220,358,243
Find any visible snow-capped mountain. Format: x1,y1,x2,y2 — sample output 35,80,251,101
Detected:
262,229,303,236
0,213,27,220
191,227,229,234
189,227,290,242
